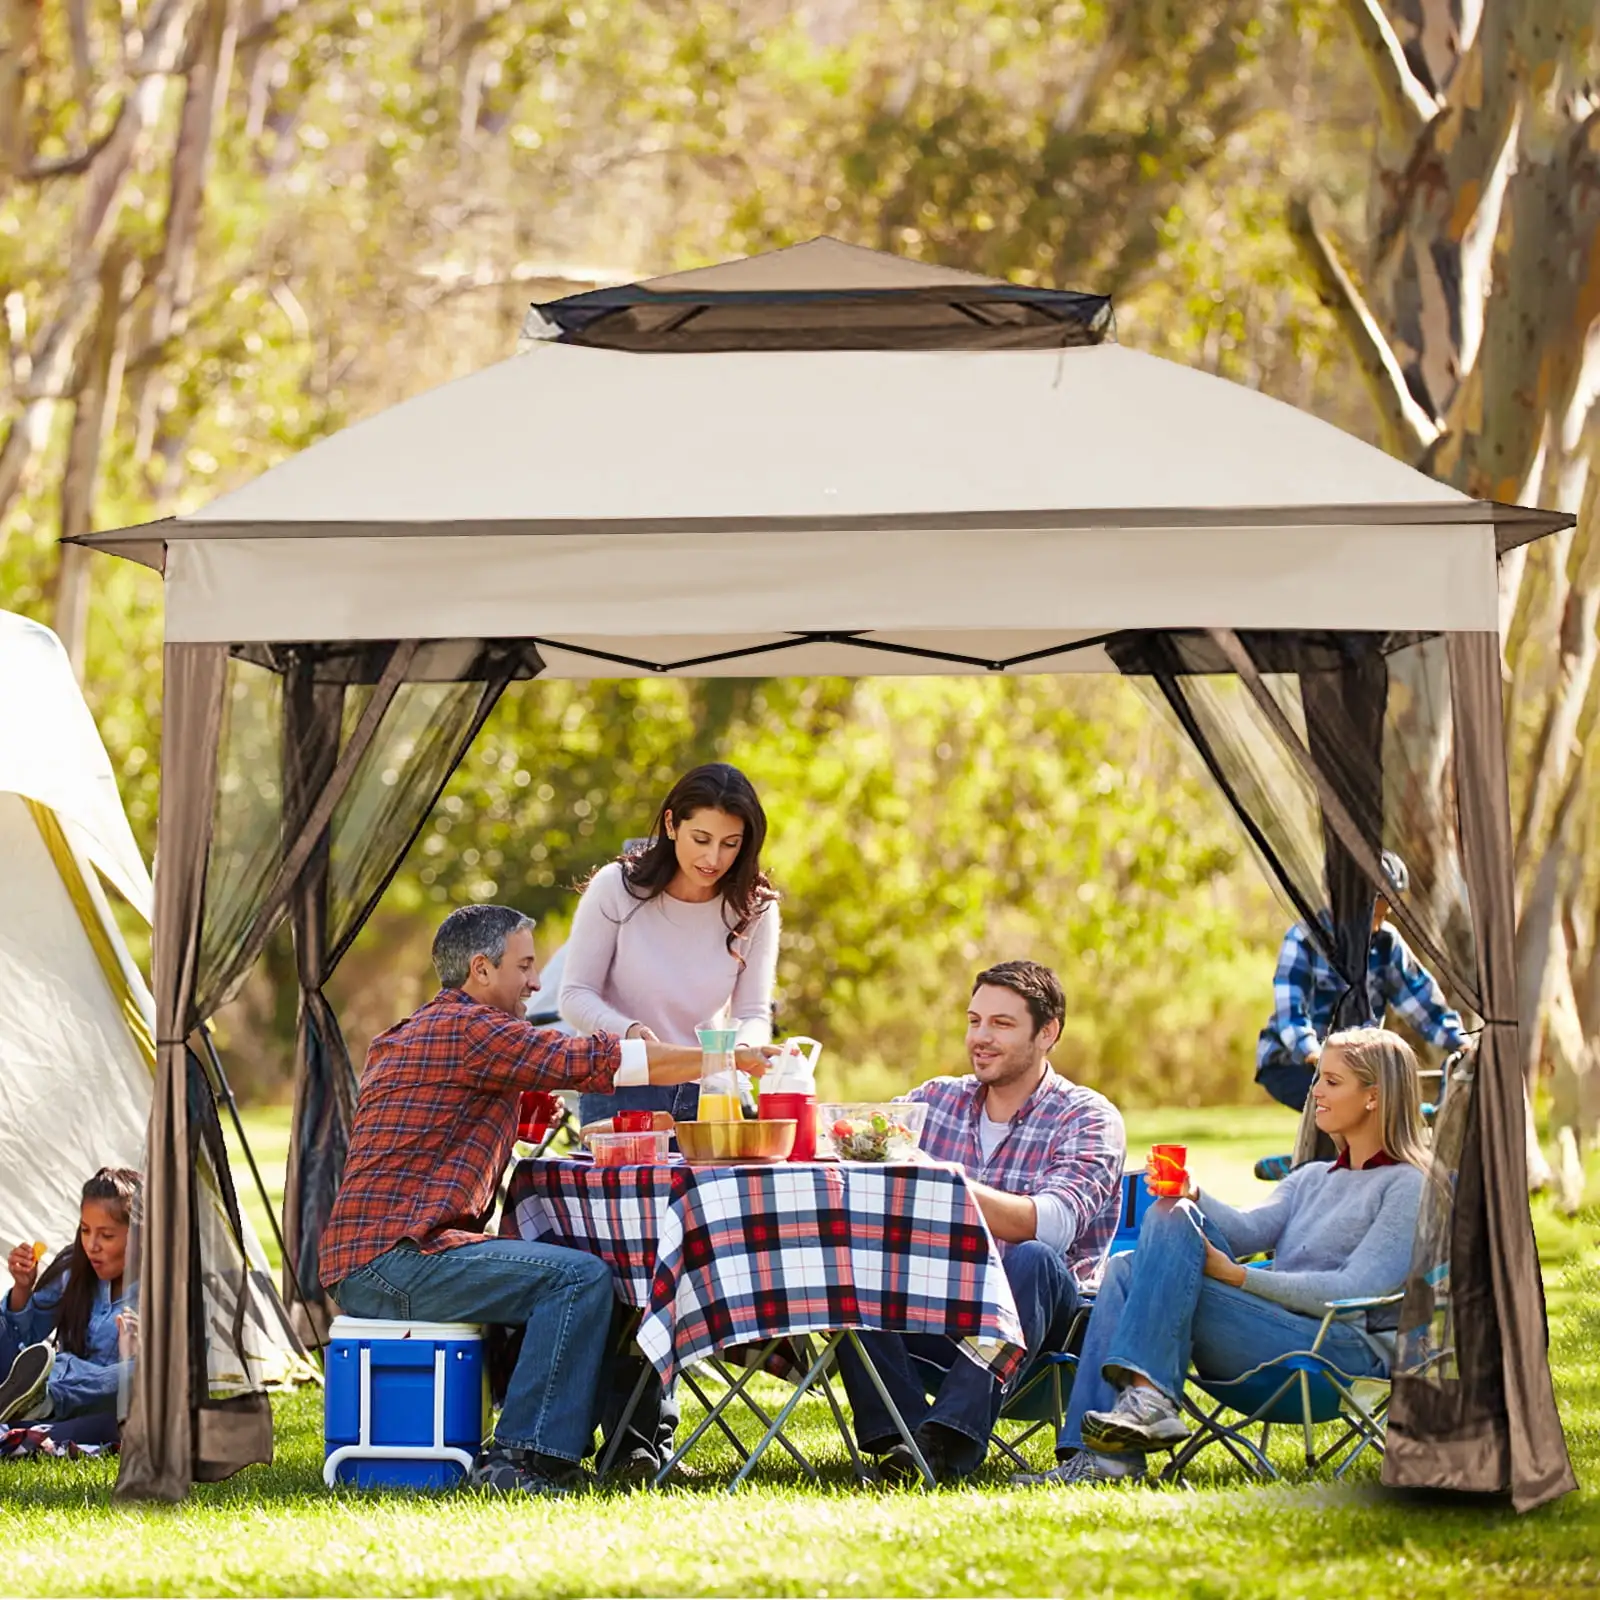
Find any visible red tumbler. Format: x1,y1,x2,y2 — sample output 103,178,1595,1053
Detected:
1147,1143,1189,1197
518,1091,559,1143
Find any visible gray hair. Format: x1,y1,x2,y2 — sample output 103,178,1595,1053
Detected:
432,905,535,988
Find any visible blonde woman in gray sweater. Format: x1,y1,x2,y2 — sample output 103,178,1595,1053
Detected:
1021,1027,1431,1486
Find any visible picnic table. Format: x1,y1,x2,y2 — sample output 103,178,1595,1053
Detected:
501,1156,1027,1485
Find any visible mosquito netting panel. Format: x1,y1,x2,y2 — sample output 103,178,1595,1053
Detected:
177,641,543,1331
1107,627,1484,1410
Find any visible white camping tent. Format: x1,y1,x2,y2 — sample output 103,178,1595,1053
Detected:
0,610,313,1391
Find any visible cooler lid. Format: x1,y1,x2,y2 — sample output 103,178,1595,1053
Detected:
328,1316,484,1342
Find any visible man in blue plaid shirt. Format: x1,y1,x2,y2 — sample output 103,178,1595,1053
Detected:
836,959,1126,1485
1256,851,1468,1112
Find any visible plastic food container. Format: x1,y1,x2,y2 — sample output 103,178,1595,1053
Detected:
589,1130,671,1168
814,1102,929,1162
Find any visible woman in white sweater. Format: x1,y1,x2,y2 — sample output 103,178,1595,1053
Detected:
560,763,779,1480
560,761,780,1131
1023,1026,1431,1487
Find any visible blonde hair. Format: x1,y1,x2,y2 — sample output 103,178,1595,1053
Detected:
1317,1026,1431,1170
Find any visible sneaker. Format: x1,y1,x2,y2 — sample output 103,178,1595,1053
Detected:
606,1446,661,1486
0,1344,53,1424
917,1422,978,1485
874,1426,960,1487
1254,1154,1293,1182
1011,1449,1132,1487
467,1445,582,1496
523,1450,595,1493
1081,1384,1189,1452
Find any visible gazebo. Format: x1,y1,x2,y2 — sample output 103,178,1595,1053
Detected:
74,238,1575,1509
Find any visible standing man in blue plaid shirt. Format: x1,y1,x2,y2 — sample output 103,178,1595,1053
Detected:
836,959,1126,1485
1256,851,1468,1112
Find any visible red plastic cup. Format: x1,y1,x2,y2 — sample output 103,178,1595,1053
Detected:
518,1091,559,1143
1148,1143,1188,1197
614,1110,654,1132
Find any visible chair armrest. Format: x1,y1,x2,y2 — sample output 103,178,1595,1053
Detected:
1325,1292,1404,1312
1311,1290,1404,1352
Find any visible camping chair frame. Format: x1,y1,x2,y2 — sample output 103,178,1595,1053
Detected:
1162,1291,1402,1484
987,1342,1082,1471
987,1173,1150,1469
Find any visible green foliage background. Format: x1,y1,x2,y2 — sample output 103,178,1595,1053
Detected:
342,674,1278,1106
0,0,1384,1103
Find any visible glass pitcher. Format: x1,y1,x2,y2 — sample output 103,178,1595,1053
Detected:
695,1025,743,1122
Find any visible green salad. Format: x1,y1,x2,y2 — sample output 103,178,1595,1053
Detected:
829,1112,918,1161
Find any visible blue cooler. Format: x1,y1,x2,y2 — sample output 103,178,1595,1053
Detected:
323,1316,488,1489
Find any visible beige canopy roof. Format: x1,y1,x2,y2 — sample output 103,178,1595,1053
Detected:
81,240,1574,1509
73,340,1562,676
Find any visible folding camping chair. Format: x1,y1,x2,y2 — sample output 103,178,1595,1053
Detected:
1161,1291,1400,1484
988,1172,1152,1468
1110,1169,1159,1255
985,1315,1086,1470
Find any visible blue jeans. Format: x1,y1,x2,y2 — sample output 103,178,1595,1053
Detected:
1060,1199,1389,1463
334,1238,614,1463
578,1082,701,1127
836,1240,1082,1475
595,1316,680,1469
1256,1048,1314,1111
49,1353,128,1420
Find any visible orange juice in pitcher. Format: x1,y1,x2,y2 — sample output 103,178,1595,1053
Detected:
696,1025,744,1123
696,1092,744,1123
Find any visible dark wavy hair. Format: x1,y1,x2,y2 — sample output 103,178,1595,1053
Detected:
35,1167,141,1358
613,763,776,956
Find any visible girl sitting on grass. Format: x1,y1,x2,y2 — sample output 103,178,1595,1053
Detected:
0,1167,141,1447
1019,1027,1429,1486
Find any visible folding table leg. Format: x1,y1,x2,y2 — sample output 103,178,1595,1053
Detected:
596,1307,654,1479
656,1339,794,1486
844,1330,936,1488
699,1361,818,1477
811,1344,870,1483
680,1366,758,1465
729,1333,842,1489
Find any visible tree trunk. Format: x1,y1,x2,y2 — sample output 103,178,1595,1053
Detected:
52,248,133,676
0,0,201,545
132,0,238,469
1307,0,1600,1189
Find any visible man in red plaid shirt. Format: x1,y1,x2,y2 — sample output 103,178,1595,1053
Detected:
321,903,770,1496
836,959,1126,1484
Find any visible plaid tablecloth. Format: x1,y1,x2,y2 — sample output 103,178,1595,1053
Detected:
502,1158,1027,1383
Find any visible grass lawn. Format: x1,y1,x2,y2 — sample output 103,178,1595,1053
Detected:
2,1106,1594,1598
